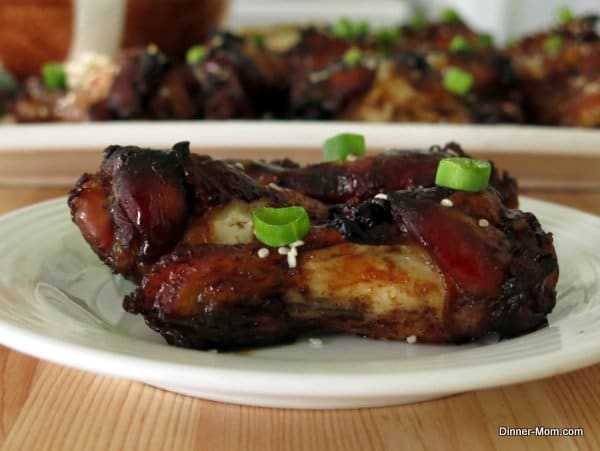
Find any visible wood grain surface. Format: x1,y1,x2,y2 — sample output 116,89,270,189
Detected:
0,166,598,450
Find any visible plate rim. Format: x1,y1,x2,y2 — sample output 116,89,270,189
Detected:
0,196,598,401
1,121,600,155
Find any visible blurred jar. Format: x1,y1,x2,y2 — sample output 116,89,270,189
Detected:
0,0,227,79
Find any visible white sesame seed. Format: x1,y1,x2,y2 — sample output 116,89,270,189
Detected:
268,182,284,191
309,70,329,83
257,248,270,258
234,162,245,170
374,193,388,200
278,246,290,255
346,154,358,162
440,198,454,207
290,240,305,247
289,247,298,257
287,252,297,268
406,335,417,344
308,337,323,347
478,219,490,228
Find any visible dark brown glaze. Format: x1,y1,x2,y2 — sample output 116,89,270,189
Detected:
124,186,557,350
398,20,488,52
91,46,200,120
288,46,523,123
236,143,518,208
507,15,600,127
68,142,329,280
189,32,289,119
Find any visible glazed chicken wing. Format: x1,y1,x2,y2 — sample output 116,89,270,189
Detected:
70,141,556,351
68,142,517,281
123,186,557,350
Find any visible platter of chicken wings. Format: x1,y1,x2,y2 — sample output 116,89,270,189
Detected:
0,139,598,408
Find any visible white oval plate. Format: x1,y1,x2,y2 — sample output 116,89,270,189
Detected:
0,197,598,409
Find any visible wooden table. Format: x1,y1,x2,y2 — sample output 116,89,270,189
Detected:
0,155,598,451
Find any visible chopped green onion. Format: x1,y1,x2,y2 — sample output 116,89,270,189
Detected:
409,11,428,30
543,36,564,54
41,62,66,90
186,45,207,65
556,6,574,24
332,17,354,39
323,133,366,162
506,36,519,48
342,47,363,66
251,34,265,48
449,36,472,52
375,27,401,54
331,18,369,40
354,20,370,36
478,33,494,48
435,157,492,192
443,67,474,96
252,206,310,247
441,7,461,23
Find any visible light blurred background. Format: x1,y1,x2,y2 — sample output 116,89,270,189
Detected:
227,0,599,42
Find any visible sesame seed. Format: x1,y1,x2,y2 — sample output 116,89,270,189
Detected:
406,335,417,344
289,247,298,257
478,219,490,227
374,193,388,200
309,70,329,83
278,246,290,255
257,248,270,258
440,198,454,207
234,162,245,170
308,337,323,347
346,155,358,162
287,252,297,268
268,182,284,191
291,240,305,247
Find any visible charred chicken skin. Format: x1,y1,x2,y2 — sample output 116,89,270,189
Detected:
123,186,557,350
68,141,516,280
69,142,557,351
11,14,598,127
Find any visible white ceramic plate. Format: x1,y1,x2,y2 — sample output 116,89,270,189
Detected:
0,197,598,409
2,121,600,154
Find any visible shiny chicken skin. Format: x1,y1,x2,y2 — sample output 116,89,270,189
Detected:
507,15,600,127
70,143,557,351
123,186,557,350
69,142,517,281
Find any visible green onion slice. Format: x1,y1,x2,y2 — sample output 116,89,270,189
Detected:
441,7,461,23
556,6,574,24
449,36,472,52
42,62,67,90
252,206,310,247
375,27,400,54
443,67,474,96
331,18,369,40
543,36,563,54
342,47,363,66
323,133,366,162
186,45,207,65
409,11,427,30
435,157,492,192
478,33,494,48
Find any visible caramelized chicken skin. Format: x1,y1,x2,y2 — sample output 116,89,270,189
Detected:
235,142,518,207
69,141,556,351
123,187,557,350
69,141,517,281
